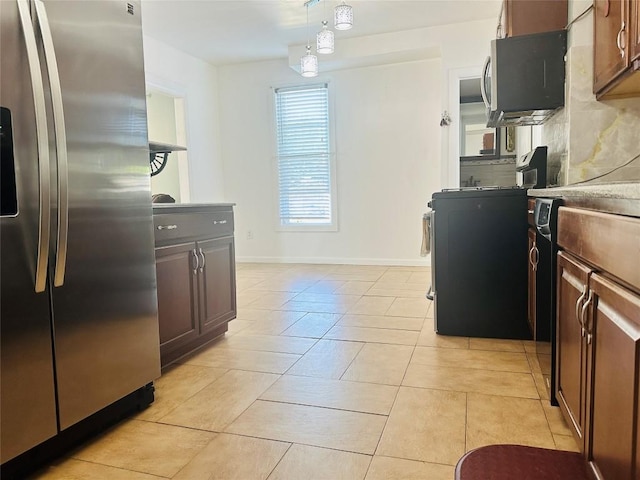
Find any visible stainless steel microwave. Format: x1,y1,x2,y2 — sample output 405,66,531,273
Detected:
481,30,567,127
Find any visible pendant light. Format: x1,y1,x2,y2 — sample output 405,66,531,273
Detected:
334,1,353,30
316,0,334,54
301,4,318,77
317,21,334,54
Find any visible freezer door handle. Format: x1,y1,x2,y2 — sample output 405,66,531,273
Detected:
35,0,69,287
17,0,51,293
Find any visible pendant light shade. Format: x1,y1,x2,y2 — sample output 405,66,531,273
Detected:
316,21,334,54
301,46,318,77
300,3,319,77
334,2,353,30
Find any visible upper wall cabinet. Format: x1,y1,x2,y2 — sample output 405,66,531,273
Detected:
503,0,568,37
594,0,640,99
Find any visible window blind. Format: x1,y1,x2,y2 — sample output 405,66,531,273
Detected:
274,84,332,226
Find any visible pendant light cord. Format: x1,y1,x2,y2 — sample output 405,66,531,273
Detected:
306,4,310,48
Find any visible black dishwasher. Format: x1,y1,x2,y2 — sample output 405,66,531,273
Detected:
533,197,561,405
430,187,530,339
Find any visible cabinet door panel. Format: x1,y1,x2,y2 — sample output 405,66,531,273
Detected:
556,251,591,447
594,0,628,92
155,243,199,353
631,0,640,62
198,237,236,333
504,0,567,37
587,273,640,480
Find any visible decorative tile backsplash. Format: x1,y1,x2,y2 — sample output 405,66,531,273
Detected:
543,45,640,186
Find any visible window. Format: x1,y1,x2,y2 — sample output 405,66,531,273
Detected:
274,84,335,229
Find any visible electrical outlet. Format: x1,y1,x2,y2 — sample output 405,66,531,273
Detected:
247,230,254,240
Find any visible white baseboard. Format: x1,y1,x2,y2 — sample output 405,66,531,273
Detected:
235,255,431,267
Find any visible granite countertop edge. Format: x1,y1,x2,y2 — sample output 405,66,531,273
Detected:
528,182,640,200
528,183,640,217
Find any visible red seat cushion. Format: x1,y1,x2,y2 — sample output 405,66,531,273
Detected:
455,444,591,480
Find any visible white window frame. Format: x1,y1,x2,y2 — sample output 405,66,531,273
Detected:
272,82,337,232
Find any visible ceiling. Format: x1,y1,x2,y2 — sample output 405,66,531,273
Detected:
141,0,502,66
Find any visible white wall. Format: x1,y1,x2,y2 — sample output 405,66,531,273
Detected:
439,20,502,188
218,58,441,265
143,35,225,202
141,17,501,265
147,91,182,201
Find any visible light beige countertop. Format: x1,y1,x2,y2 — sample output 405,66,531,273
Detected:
528,182,640,217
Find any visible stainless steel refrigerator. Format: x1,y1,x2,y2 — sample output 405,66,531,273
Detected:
1,0,160,465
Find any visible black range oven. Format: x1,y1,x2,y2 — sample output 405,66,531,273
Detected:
429,187,530,339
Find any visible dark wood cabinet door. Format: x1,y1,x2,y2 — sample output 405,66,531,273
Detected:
555,251,592,449
528,228,537,338
504,0,568,37
155,242,199,356
197,236,236,334
594,0,629,92
631,0,640,62
586,273,640,480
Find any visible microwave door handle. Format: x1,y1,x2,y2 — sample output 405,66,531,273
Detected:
17,0,51,293
35,0,68,287
480,55,491,109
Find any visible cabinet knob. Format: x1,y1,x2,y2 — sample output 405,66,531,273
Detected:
157,224,178,230
213,220,227,225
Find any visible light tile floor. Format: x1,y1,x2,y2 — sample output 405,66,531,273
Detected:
33,263,579,480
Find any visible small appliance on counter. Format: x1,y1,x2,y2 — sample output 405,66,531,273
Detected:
516,146,548,188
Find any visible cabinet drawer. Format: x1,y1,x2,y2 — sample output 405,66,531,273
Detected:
154,210,234,245
558,207,640,292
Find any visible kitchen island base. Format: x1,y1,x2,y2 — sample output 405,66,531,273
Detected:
153,204,237,368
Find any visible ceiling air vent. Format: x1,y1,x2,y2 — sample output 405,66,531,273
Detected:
127,3,134,15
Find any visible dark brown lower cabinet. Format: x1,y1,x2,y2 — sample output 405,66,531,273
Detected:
555,206,640,480
155,242,199,353
198,236,236,334
586,274,640,480
556,251,590,446
153,205,236,367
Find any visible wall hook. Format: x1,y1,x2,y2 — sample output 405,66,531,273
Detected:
440,111,452,127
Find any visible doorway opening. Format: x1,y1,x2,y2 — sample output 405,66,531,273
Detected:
146,89,190,203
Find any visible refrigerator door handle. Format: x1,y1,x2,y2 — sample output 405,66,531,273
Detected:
17,0,51,293
35,0,69,287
